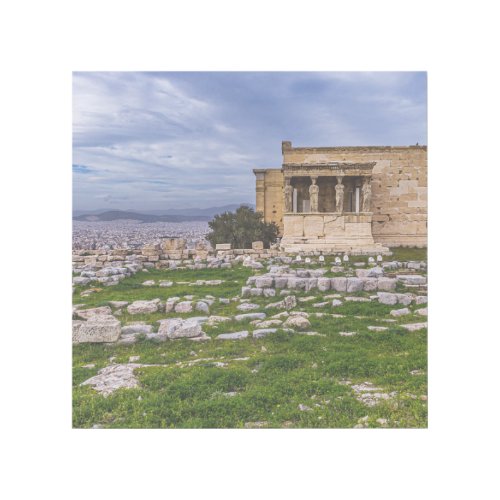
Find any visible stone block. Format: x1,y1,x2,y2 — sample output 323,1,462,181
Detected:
74,317,121,343
317,277,331,292
346,278,364,293
362,278,378,292
255,276,273,288
331,277,347,292
377,277,397,291
216,243,232,250
252,241,264,250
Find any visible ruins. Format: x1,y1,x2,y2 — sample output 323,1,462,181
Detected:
254,141,427,253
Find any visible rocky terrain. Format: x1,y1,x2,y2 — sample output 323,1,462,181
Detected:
73,239,427,429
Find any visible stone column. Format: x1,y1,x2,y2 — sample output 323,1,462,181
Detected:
309,176,319,212
335,176,344,213
284,177,293,213
362,177,372,212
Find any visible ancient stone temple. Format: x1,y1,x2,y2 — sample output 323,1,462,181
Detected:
253,141,427,253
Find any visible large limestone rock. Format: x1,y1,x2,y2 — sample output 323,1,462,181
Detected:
377,292,398,305
74,317,121,343
158,318,202,339
175,301,193,313
283,315,311,331
377,278,397,291
346,278,364,293
317,277,331,292
127,299,160,315
331,277,347,292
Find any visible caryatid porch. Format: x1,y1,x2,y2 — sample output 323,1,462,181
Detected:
280,161,389,253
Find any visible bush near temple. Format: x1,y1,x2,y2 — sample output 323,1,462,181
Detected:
206,206,279,249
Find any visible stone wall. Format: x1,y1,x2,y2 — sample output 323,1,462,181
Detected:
255,143,428,248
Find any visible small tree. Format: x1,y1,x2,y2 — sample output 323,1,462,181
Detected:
206,206,279,249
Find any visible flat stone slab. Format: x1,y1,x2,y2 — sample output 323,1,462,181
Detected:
253,328,278,338
390,307,410,317
236,303,260,312
217,331,249,340
80,363,160,396
367,326,388,332
235,313,266,322
401,322,427,331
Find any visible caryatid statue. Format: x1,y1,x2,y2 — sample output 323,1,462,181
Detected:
335,177,344,213
284,178,293,213
309,177,319,212
362,179,372,212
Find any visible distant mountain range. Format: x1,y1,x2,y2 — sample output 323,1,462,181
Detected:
73,204,254,222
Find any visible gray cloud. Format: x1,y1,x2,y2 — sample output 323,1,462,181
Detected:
73,71,427,210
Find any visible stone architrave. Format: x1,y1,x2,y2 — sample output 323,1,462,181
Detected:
284,178,293,213
335,177,344,213
362,179,372,212
309,177,319,213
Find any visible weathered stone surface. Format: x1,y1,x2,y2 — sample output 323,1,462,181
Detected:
127,299,159,315
121,324,152,335
165,297,180,312
253,328,278,338
255,276,273,288
397,275,427,285
241,286,252,297
263,288,276,298
159,281,173,287
390,307,410,317
361,278,378,292
377,292,398,305
415,296,428,305
76,306,112,320
206,315,232,326
283,315,311,330
250,288,263,296
331,277,347,292
395,293,412,306
416,308,428,316
274,277,289,289
401,322,427,331
236,303,260,312
367,326,388,332
142,280,155,286
287,277,307,290
377,277,397,291
158,318,202,339
235,312,266,322
332,299,343,307
74,317,121,343
254,319,283,328
252,241,264,250
346,278,364,293
175,301,193,313
217,331,249,340
109,301,129,308
195,301,210,314
317,277,331,292
80,363,153,396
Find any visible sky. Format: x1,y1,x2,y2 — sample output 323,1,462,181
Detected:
73,71,427,211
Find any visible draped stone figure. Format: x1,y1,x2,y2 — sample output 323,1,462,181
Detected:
284,178,293,213
362,180,372,212
309,177,319,212
335,177,344,213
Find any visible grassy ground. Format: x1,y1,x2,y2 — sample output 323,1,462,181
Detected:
73,250,427,428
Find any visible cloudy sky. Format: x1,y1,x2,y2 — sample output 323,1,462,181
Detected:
73,72,427,211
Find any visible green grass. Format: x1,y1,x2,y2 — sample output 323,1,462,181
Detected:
73,255,427,429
